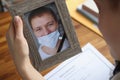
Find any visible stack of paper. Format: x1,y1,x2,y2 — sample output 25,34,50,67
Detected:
44,43,114,80
81,0,99,14
77,0,99,25
66,0,102,36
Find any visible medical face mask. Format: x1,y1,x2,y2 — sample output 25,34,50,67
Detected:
37,30,60,48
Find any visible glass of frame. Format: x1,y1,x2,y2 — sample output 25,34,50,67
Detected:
6,0,81,71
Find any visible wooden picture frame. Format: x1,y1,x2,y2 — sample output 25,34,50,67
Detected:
6,0,81,71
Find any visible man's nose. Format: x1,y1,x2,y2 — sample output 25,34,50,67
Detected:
43,28,49,36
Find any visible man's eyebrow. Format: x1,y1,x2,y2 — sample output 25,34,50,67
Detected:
33,26,41,30
47,20,54,24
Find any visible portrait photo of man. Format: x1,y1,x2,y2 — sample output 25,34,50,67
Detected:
27,5,70,60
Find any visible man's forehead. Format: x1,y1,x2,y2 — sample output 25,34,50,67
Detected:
32,13,55,23
33,12,54,19
31,13,56,28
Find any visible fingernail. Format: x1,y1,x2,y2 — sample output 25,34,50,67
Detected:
14,16,19,23
14,16,20,27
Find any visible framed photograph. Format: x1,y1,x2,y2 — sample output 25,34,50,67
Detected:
6,0,81,71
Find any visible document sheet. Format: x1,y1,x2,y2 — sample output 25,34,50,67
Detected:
44,43,114,80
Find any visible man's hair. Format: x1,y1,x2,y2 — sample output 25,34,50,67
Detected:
28,7,57,27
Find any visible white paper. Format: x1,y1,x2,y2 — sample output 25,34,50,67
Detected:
44,43,114,80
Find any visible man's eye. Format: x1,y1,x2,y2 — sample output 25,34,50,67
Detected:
48,23,53,26
36,28,41,32
48,21,54,27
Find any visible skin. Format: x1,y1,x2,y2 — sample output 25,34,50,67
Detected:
6,16,45,80
6,0,120,79
31,13,58,37
94,0,120,61
31,12,62,55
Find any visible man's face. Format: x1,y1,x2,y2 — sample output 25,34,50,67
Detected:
31,12,58,37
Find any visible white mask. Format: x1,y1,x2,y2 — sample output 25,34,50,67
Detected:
37,30,60,48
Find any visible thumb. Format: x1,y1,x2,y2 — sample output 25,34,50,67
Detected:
14,16,24,38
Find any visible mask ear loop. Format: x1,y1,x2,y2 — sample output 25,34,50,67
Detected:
57,33,66,53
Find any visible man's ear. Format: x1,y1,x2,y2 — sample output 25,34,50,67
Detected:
56,21,59,28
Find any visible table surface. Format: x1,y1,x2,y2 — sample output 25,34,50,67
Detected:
0,12,114,80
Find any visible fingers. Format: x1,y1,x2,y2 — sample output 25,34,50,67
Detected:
6,20,15,43
14,16,24,38
6,21,16,55
42,46,57,55
6,16,24,54
6,16,24,41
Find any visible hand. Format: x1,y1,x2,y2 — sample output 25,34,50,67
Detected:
6,16,32,79
42,39,62,55
6,16,45,80
94,0,120,60
6,16,30,68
